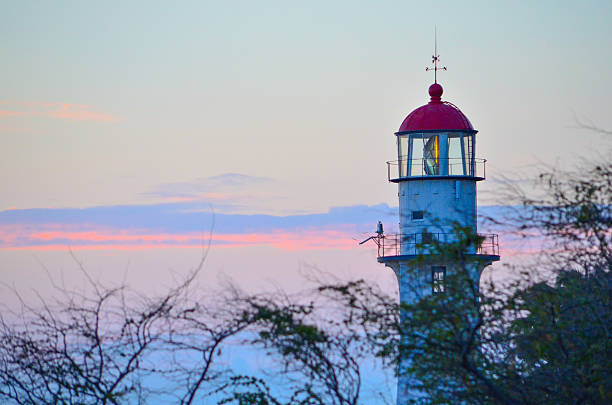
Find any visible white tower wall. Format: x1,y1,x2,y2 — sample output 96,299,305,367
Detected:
391,176,493,405
398,178,476,236
390,259,486,405
373,81,499,405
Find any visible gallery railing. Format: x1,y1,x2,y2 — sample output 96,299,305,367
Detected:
374,232,499,258
387,158,486,181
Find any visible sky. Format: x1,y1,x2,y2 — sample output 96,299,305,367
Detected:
1,1,611,296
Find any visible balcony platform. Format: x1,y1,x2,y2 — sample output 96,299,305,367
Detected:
377,253,501,265
369,232,500,263
389,174,485,183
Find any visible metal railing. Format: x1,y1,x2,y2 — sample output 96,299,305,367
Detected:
387,158,486,181
373,232,499,258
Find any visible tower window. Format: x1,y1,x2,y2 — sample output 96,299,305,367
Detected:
432,266,446,294
412,210,425,220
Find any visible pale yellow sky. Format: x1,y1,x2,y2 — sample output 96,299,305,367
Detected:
1,0,610,214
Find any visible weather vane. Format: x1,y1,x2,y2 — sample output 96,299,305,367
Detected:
425,27,447,83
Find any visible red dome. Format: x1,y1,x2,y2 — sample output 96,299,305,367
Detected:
398,83,473,132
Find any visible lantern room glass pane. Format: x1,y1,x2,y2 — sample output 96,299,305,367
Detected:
398,135,409,177
448,136,464,175
423,135,440,175
462,134,474,176
396,132,476,178
410,135,424,176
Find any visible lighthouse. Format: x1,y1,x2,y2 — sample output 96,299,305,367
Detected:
370,53,500,404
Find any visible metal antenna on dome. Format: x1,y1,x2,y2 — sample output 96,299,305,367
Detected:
425,27,447,83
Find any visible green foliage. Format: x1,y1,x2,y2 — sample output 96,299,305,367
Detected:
1,144,610,405
217,294,368,405
234,158,612,404
507,268,612,404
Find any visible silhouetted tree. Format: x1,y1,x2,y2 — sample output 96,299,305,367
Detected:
218,151,612,404
0,254,259,405
1,140,610,405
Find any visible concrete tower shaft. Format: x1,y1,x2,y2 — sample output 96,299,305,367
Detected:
367,82,500,405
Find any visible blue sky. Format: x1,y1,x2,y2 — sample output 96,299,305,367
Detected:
2,1,611,211
1,1,610,295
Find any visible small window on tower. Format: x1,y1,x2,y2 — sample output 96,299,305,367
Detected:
412,211,425,220
432,266,446,294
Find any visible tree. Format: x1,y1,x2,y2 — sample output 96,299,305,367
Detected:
214,288,382,405
1,148,610,405
505,268,611,403
219,156,612,404
0,272,176,404
0,253,259,405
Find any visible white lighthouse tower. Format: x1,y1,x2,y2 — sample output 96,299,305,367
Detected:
372,54,500,404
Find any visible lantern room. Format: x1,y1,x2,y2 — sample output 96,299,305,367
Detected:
388,83,486,181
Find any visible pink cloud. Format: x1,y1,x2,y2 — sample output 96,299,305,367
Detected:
0,101,117,122
0,225,357,251
0,222,541,255
47,103,116,122
0,110,27,117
